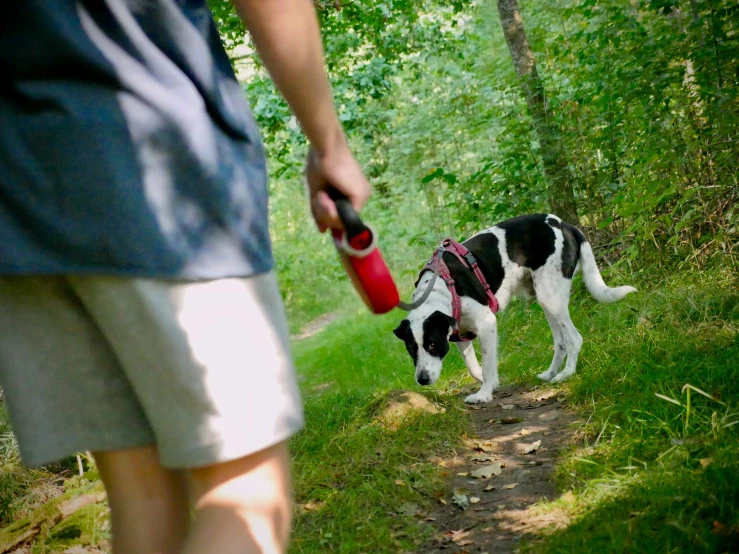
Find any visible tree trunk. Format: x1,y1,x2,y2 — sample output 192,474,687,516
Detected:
495,0,580,225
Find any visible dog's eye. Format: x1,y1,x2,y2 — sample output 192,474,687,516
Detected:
428,342,437,352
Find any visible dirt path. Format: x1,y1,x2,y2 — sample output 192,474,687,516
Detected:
290,312,340,341
423,383,577,554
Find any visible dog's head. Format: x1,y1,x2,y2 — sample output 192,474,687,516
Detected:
393,311,457,386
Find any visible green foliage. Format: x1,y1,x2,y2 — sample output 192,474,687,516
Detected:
219,0,739,314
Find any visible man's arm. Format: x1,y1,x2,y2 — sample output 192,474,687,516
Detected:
231,0,370,231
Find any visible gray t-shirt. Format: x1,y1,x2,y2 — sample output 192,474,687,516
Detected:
0,0,272,279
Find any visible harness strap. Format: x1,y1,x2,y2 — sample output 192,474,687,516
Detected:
441,239,500,315
419,238,500,342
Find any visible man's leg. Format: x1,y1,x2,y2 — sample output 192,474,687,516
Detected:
93,446,190,554
183,441,292,554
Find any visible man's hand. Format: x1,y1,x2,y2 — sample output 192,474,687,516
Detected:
306,141,371,233
231,0,372,231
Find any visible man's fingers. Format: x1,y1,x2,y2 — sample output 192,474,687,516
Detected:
311,190,341,231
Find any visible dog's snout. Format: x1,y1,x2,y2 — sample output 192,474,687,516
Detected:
417,371,431,385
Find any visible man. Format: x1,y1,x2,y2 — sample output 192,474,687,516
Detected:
0,1,370,553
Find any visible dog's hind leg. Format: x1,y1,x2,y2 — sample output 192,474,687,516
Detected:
456,341,483,382
549,310,582,382
533,270,583,383
537,310,567,382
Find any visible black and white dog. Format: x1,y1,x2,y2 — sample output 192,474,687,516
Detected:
393,214,636,404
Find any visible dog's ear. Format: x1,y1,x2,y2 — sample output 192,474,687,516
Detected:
445,314,458,331
393,319,411,340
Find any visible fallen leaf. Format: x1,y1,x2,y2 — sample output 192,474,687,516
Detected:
484,485,496,492
500,404,515,410
539,411,560,421
503,483,518,490
394,479,405,486
520,427,532,436
520,440,542,455
471,462,503,479
543,431,552,436
496,504,507,509
470,497,480,504
469,453,497,463
457,472,469,477
438,498,447,505
453,491,469,510
425,516,436,521
501,416,526,424
398,502,420,517
474,441,495,453
468,405,484,410
699,457,713,469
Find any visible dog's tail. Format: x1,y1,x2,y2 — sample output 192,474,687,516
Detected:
578,239,637,304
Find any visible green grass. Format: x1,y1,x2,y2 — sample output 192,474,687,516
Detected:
509,267,739,554
288,265,738,553
288,294,475,553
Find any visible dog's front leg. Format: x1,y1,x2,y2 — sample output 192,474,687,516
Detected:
464,311,498,404
456,341,483,382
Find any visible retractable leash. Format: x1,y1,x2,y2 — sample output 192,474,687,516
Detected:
329,189,441,314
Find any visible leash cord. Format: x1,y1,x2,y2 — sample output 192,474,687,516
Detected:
396,245,444,312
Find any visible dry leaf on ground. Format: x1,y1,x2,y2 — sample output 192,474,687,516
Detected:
519,440,542,454
399,502,420,517
474,441,495,453
470,453,497,463
471,462,503,479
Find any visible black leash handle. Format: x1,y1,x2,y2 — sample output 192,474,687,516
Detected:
328,188,369,241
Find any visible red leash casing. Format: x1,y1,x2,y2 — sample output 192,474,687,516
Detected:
330,194,400,314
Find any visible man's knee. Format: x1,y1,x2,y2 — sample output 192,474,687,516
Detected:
185,441,293,554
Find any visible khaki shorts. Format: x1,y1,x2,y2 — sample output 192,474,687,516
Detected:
0,272,304,469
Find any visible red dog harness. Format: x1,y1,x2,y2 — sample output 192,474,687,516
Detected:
419,238,499,342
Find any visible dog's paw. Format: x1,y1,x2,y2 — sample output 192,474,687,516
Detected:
551,371,573,383
464,391,493,404
537,370,554,381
